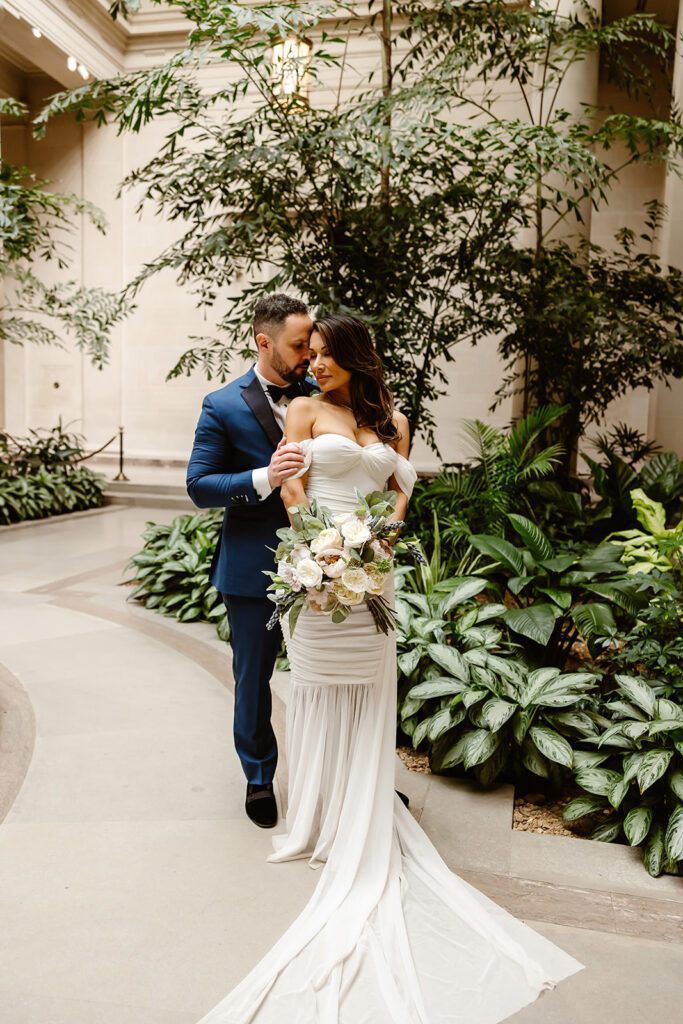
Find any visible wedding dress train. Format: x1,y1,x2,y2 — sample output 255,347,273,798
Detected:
197,434,583,1024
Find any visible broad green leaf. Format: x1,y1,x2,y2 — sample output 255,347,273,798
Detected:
614,674,656,716
526,671,598,710
590,817,621,843
643,822,666,877
398,648,422,676
563,795,608,821
474,602,506,622
427,643,469,680
656,698,683,722
503,603,559,645
476,742,508,786
574,767,622,797
608,775,630,810
507,513,553,560
469,534,526,576
521,738,550,778
665,804,683,861
440,577,487,613
440,729,479,770
529,726,574,767
428,706,462,741
636,749,673,793
407,677,467,700
623,806,653,846
537,554,576,573
455,608,479,632
648,720,683,736
630,487,667,535
573,750,611,769
519,666,560,707
570,602,616,638
583,582,645,617
463,688,487,709
463,729,500,770
536,586,572,609
550,710,599,737
411,716,431,749
614,675,655,716
481,698,516,732
669,770,683,801
512,708,532,745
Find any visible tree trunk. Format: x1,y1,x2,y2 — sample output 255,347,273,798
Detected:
380,0,392,205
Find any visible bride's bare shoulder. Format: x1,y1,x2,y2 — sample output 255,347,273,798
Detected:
285,395,318,434
392,409,410,456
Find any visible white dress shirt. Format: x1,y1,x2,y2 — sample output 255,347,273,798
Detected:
251,367,296,501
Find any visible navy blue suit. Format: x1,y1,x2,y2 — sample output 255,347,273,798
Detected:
186,367,316,784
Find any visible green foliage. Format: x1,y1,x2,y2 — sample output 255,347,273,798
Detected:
394,560,601,787
608,490,683,575
1,420,90,475
563,674,683,877
0,422,107,524
36,1,683,444
404,406,565,559
484,223,683,464
125,509,230,640
418,1,683,459
0,466,106,525
0,100,131,365
469,515,647,667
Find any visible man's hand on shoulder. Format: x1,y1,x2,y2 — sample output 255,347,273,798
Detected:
268,435,306,489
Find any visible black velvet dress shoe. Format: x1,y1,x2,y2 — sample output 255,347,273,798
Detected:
396,790,409,809
245,782,278,828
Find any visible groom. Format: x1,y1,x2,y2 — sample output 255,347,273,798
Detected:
186,294,317,828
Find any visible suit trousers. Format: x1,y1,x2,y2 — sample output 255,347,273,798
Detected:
222,593,281,785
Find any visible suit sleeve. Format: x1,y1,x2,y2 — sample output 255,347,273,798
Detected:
186,394,260,509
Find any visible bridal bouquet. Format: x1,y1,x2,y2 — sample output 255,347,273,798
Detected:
265,489,419,635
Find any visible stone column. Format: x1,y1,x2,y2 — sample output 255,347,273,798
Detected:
651,0,683,455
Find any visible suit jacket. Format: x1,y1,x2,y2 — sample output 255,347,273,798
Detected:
186,367,316,598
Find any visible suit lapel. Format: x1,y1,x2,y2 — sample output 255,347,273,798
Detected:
241,374,282,449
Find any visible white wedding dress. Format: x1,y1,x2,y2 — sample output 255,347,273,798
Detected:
198,434,583,1024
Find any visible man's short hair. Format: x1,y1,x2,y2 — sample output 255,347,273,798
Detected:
253,293,309,339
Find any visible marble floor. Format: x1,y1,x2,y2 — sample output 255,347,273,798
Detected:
0,506,681,1023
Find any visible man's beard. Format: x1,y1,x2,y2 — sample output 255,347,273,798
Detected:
272,349,308,384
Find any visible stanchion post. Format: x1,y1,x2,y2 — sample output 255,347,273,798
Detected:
113,425,129,482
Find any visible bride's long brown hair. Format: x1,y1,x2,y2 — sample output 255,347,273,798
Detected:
311,314,400,445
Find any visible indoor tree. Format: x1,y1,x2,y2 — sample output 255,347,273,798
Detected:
0,97,130,367
34,1,683,448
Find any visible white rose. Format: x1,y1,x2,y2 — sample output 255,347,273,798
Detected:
290,543,311,565
277,561,302,592
333,581,365,606
341,567,370,594
341,518,372,546
314,547,347,578
294,557,324,589
310,527,343,554
364,564,387,595
370,538,394,561
307,586,335,612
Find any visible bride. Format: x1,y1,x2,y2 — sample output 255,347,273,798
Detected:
197,314,583,1023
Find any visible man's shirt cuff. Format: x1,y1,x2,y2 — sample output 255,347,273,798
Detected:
252,467,273,501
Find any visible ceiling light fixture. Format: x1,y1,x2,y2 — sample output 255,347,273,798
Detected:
31,26,41,38
78,64,89,80
67,56,77,71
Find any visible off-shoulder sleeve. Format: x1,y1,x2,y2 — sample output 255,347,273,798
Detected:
392,452,417,498
290,438,313,480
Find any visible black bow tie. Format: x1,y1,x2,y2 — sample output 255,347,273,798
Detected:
266,381,304,403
